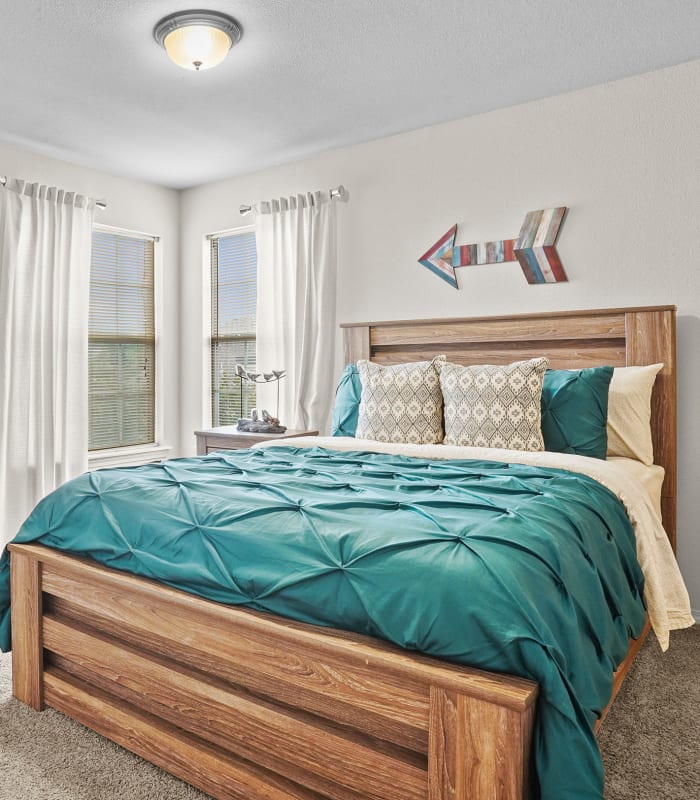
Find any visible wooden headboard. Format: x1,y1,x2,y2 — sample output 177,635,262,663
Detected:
341,305,677,551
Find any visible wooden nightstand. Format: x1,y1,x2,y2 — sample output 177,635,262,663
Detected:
194,426,319,455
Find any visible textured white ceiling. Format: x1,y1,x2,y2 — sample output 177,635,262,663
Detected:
1,0,699,189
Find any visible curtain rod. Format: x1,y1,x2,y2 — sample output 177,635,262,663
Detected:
0,176,107,210
239,185,346,216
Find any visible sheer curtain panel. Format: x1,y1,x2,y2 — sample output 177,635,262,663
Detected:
0,179,95,547
255,192,337,432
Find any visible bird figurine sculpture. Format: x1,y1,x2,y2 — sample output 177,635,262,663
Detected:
234,366,287,433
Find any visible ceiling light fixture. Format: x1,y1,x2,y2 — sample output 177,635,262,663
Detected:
153,10,242,72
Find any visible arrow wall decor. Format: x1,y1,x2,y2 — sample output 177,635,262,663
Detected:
418,207,568,289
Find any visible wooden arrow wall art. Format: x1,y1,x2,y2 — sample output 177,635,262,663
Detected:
418,207,568,289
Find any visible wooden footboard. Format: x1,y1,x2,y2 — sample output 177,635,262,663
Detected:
9,543,538,800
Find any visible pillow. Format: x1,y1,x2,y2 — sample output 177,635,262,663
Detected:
439,357,548,450
331,364,361,437
356,357,445,444
606,363,663,464
540,366,614,459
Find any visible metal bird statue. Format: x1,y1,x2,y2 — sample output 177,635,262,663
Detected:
234,365,287,433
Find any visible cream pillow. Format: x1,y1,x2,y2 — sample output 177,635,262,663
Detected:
356,356,446,444
439,357,549,451
606,364,663,464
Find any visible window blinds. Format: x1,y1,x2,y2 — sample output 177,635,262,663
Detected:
210,231,257,425
89,230,156,450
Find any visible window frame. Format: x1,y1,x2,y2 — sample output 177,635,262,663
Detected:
203,224,257,429
87,223,169,469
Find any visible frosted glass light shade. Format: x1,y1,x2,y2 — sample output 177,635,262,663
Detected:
154,11,243,72
163,25,231,71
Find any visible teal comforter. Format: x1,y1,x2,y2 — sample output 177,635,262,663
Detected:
0,446,646,799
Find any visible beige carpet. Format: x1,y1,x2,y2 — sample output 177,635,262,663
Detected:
1,626,698,799
599,623,700,799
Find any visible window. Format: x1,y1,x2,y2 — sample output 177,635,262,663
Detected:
89,228,156,451
210,229,257,425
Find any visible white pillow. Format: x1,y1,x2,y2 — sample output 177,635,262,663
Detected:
356,357,446,444
438,357,549,451
606,364,663,465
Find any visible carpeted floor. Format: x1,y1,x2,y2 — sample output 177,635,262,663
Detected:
1,625,698,799
599,623,700,799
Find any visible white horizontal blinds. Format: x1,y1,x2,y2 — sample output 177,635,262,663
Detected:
211,231,257,425
89,230,156,450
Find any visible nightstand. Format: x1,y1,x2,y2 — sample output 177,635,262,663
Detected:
194,426,319,455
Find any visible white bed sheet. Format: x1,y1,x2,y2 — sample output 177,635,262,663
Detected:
607,457,665,523
255,436,693,649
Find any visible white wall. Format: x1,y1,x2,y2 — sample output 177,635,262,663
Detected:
180,59,700,618
0,141,181,460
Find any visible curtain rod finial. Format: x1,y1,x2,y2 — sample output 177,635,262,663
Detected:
240,186,347,215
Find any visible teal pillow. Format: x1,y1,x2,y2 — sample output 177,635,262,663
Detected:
541,367,613,459
331,365,361,436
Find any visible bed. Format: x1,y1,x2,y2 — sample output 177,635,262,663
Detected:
1,305,688,800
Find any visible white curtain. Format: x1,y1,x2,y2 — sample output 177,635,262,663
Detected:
255,192,337,433
0,180,95,547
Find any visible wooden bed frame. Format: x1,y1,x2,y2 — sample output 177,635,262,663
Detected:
10,305,676,800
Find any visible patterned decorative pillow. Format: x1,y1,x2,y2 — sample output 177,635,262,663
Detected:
439,357,549,450
356,357,446,444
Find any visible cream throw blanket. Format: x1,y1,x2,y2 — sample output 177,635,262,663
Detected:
257,436,694,650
